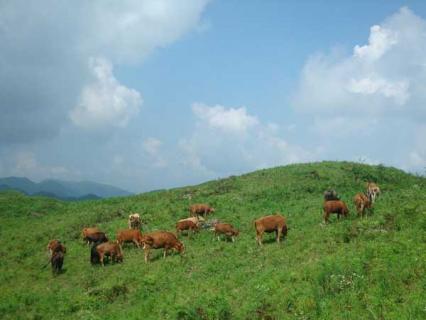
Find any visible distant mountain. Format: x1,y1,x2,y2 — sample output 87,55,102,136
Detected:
0,177,132,200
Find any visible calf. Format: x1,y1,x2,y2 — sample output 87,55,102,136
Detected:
95,241,123,266
214,223,239,242
189,204,215,218
254,214,288,246
176,220,199,238
354,193,371,217
82,227,101,245
51,251,64,274
128,213,142,230
116,229,144,247
47,239,66,257
323,200,349,223
140,231,185,263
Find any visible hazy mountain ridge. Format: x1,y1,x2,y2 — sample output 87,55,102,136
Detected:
0,177,132,200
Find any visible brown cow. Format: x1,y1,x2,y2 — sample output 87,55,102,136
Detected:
51,251,64,274
84,231,108,245
82,227,101,245
254,214,288,246
214,223,239,242
354,193,371,217
140,231,185,263
47,239,66,257
116,229,144,248
189,204,215,218
178,216,204,227
366,182,381,204
323,200,349,223
95,241,123,266
176,220,199,238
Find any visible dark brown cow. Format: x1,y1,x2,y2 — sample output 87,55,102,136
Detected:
95,241,123,266
214,223,239,242
82,227,101,245
51,251,64,274
140,231,185,263
116,229,144,247
189,204,215,218
85,231,108,245
254,214,288,246
323,200,349,223
176,220,199,238
354,193,371,217
47,239,66,257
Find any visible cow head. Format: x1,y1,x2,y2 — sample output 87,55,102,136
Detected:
175,241,185,254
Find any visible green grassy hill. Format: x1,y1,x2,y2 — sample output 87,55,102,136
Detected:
0,161,425,320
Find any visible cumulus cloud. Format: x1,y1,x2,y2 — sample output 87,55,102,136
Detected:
292,7,426,171
143,137,167,168
192,103,259,133
70,57,142,129
0,0,210,142
293,7,426,117
179,103,313,178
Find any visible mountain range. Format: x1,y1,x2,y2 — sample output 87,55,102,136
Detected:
0,177,132,200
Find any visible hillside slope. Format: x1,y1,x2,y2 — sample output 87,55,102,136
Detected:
0,161,425,319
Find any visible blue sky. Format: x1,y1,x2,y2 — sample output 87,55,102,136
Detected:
1,0,426,192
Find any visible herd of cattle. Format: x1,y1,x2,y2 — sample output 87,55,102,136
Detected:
46,182,381,274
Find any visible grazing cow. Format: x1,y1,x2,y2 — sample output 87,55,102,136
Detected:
366,182,380,204
214,223,239,242
47,239,66,257
254,214,288,246
189,204,215,218
324,189,340,201
128,213,142,230
85,231,108,246
51,251,64,274
354,193,371,217
95,241,123,266
323,200,349,223
116,229,144,248
178,216,204,227
176,220,199,238
140,231,184,263
82,227,101,245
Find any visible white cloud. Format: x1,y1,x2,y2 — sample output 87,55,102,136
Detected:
143,137,167,168
179,103,313,177
293,7,426,116
70,57,142,129
354,25,398,61
192,103,259,133
292,7,426,172
0,0,210,142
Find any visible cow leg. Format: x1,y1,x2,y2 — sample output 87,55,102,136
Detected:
163,249,168,259
277,228,282,243
133,239,140,248
257,232,263,246
100,253,104,266
144,248,150,263
232,236,235,243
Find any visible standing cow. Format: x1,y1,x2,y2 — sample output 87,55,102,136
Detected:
354,193,371,217
366,182,380,204
128,213,142,230
323,200,349,223
254,214,288,246
189,204,215,218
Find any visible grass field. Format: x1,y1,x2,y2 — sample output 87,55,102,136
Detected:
0,161,425,319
